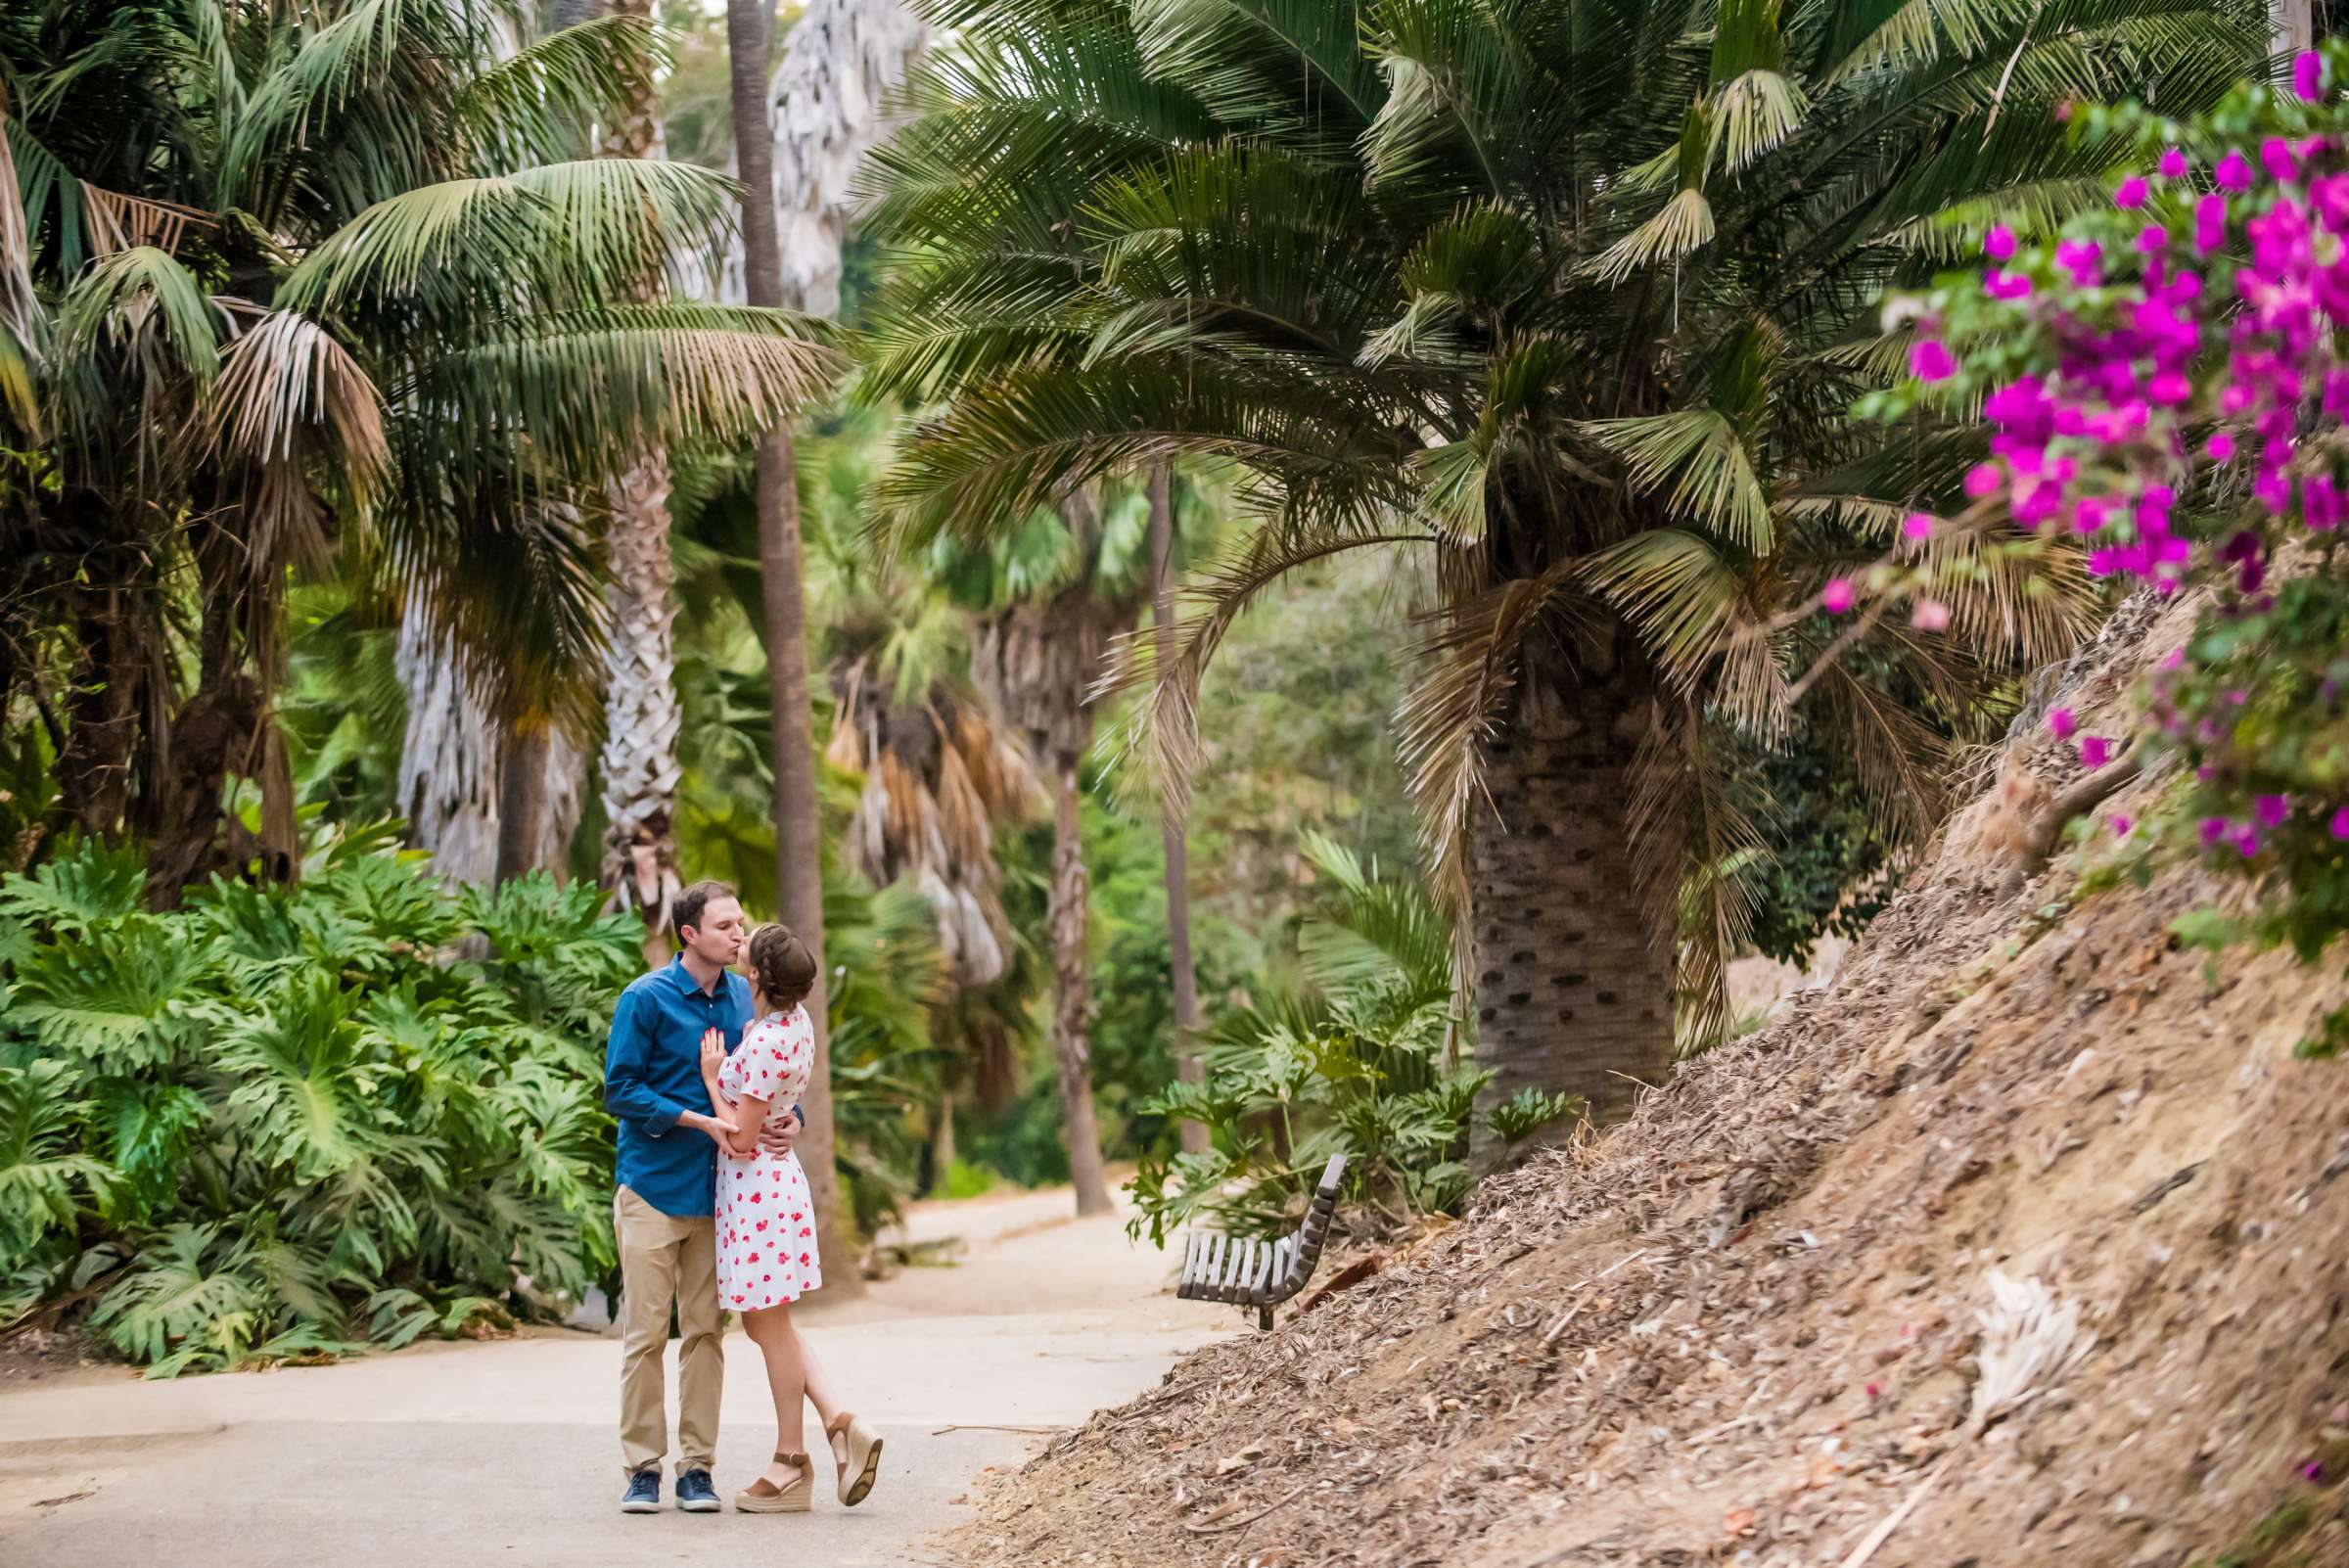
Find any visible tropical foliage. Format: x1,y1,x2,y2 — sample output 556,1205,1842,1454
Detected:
0,836,638,1375
0,0,834,902
1128,835,1564,1245
863,0,2258,1138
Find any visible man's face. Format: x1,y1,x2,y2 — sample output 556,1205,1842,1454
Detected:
681,896,745,968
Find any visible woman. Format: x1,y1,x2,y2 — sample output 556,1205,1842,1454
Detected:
700,922,885,1513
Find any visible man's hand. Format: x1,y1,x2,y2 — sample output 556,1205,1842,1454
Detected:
758,1109,803,1158
682,1109,739,1147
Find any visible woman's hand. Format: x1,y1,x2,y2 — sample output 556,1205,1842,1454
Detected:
699,1027,726,1080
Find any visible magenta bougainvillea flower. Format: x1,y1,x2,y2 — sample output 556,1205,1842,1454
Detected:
2048,708,2079,741
1909,339,1957,381
1821,577,1855,615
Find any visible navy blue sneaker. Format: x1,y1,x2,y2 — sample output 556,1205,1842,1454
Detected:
621,1469,661,1513
676,1469,720,1513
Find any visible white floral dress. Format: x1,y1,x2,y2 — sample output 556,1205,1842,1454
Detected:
714,1005,821,1311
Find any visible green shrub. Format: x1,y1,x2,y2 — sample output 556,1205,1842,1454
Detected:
0,835,637,1376
1127,835,1573,1247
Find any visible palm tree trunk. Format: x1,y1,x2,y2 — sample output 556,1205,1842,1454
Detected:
972,584,1117,1218
395,609,502,886
763,0,930,317
596,0,682,973
1048,750,1114,1214
495,722,588,884
1147,465,1209,1155
2271,0,2313,54
1465,625,1674,1166
732,0,858,1289
932,1083,955,1176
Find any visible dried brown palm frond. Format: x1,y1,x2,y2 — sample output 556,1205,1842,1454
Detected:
832,657,1037,989
1627,697,1773,1053
0,93,38,356
1393,558,1595,913
207,309,390,576
81,183,216,259
948,704,1041,821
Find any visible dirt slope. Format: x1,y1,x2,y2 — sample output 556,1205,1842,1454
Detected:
945,601,2349,1568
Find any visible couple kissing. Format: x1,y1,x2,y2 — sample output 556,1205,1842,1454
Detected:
603,879,883,1516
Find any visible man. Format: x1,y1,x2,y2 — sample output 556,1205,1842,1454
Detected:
604,880,805,1514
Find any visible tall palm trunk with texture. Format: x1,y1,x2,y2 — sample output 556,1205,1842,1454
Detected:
596,0,683,971
494,724,586,884
974,582,1116,1217
1464,621,1674,1165
396,609,502,886
1147,465,1208,1155
731,0,856,1285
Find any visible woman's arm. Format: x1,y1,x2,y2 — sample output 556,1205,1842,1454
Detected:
721,1094,771,1159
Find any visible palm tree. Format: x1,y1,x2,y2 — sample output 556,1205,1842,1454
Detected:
861,0,2254,1148
923,489,1156,1214
728,0,875,1290
0,1,836,906
595,0,693,969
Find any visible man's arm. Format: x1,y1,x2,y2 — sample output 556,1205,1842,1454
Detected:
604,987,695,1136
757,1103,805,1156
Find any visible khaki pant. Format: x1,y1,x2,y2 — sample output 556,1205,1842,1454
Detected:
615,1185,722,1476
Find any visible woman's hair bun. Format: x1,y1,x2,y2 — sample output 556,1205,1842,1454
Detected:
747,923,819,1009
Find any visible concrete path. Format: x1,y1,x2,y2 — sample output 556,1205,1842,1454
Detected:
0,1186,1227,1568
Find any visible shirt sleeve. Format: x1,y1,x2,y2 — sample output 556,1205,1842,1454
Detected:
604,985,689,1136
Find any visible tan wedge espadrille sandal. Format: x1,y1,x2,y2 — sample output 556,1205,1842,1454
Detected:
734,1452,812,1513
826,1411,884,1506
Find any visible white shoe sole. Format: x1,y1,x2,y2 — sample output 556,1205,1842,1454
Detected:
676,1498,721,1513
621,1499,660,1514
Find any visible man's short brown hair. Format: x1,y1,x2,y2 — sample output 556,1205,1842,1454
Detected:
673,880,737,942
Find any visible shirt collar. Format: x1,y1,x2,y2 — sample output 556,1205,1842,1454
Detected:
664,953,741,1001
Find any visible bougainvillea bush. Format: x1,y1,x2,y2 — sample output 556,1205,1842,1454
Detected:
1850,51,2349,1057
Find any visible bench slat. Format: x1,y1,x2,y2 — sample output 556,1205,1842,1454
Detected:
1170,1152,1351,1326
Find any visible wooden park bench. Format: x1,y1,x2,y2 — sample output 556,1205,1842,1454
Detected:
1174,1152,1347,1329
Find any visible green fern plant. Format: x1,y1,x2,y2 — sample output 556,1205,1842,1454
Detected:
1128,836,1577,1246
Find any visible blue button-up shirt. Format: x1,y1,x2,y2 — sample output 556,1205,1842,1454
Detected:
604,956,754,1218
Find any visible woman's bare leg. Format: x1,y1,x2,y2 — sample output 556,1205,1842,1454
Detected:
793,1330,852,1473
739,1305,809,1489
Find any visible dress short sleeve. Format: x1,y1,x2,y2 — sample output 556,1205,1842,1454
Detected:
773,1007,812,1096
725,1017,788,1105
